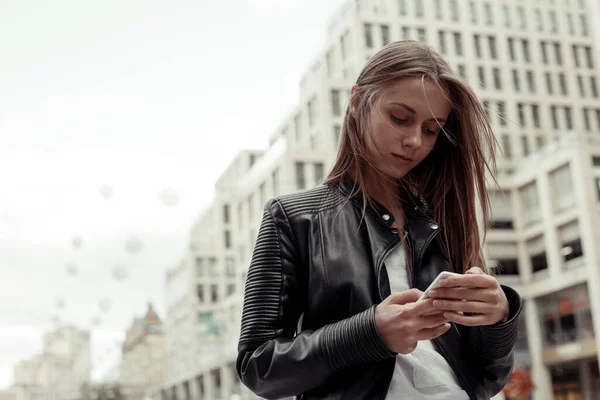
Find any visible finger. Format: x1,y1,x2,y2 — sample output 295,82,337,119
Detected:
429,287,496,302
409,298,438,315
443,312,489,327
387,288,423,305
418,312,451,328
465,266,485,274
432,299,491,314
438,274,496,289
415,323,452,341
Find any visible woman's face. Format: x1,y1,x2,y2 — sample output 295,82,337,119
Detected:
361,77,451,179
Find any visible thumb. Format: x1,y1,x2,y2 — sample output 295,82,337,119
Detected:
386,288,422,305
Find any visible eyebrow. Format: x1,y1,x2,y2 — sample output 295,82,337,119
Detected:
390,102,447,123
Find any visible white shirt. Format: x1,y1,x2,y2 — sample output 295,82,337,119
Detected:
384,245,469,400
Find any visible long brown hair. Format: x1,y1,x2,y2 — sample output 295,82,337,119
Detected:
324,40,496,274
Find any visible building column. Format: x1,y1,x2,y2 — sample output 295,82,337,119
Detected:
570,142,600,370
579,360,596,400
188,376,201,400
536,170,562,279
524,299,553,400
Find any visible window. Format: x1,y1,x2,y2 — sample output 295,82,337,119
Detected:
195,257,204,277
498,101,507,126
489,192,513,229
520,182,541,226
508,38,516,61
493,68,502,90
314,162,324,184
554,42,563,65
478,67,486,89
521,135,530,155
415,0,424,17
512,69,521,92
591,77,598,98
381,25,390,46
527,235,547,273
209,257,218,276
559,221,583,264
577,75,586,97
197,285,205,303
535,8,543,31
457,64,466,79
482,100,490,120
565,107,573,130
541,41,549,64
546,73,554,95
551,164,575,211
502,5,510,27
307,97,316,127
539,285,593,346
417,28,426,43
585,46,594,69
210,284,218,303
225,257,235,276
549,10,558,33
248,193,254,221
294,114,301,141
364,23,373,48
453,32,463,56
522,39,531,63
566,13,575,35
437,30,447,54
532,104,541,128
487,242,519,275
449,0,459,21
473,34,482,58
469,1,477,23
584,108,591,131
340,32,348,60
198,312,219,335
517,7,526,30
331,89,341,116
526,71,535,93
483,2,493,25
398,0,407,16
224,230,231,249
434,0,442,19
572,45,580,68
558,73,568,96
488,36,497,59
223,204,230,224
333,124,342,145
227,284,236,296
501,134,511,159
536,135,545,149
295,162,305,190
402,26,410,40
550,105,560,129
517,103,526,127
580,14,588,36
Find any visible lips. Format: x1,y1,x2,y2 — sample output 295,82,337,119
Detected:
392,153,413,163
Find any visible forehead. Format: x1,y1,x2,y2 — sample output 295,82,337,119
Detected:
379,77,451,116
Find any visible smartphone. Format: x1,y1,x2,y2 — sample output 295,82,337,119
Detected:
418,271,462,301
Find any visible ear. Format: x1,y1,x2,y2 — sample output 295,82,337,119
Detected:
350,84,360,117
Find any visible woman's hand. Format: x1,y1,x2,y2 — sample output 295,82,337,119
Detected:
429,267,509,326
375,288,451,354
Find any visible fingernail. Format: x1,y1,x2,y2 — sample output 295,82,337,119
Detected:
438,279,447,286
444,323,451,329
433,300,441,308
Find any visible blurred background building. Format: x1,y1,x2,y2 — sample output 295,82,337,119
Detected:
148,0,600,399
0,326,91,400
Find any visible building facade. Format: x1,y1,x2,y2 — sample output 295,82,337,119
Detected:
120,303,165,400
2,326,91,400
153,0,600,399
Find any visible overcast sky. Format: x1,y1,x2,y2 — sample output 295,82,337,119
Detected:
0,0,346,387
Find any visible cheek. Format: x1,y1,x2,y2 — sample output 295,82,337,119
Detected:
369,118,395,149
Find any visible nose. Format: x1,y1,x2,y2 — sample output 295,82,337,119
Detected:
401,126,422,148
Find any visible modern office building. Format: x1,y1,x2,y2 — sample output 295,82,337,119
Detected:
152,0,600,399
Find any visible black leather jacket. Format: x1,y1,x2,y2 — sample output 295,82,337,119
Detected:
237,180,522,400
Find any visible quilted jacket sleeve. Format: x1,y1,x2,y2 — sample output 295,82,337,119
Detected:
236,199,395,399
461,285,523,397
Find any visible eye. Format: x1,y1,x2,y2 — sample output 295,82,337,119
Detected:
424,128,439,136
391,115,408,124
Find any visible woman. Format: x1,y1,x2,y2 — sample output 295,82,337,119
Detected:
236,41,522,400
